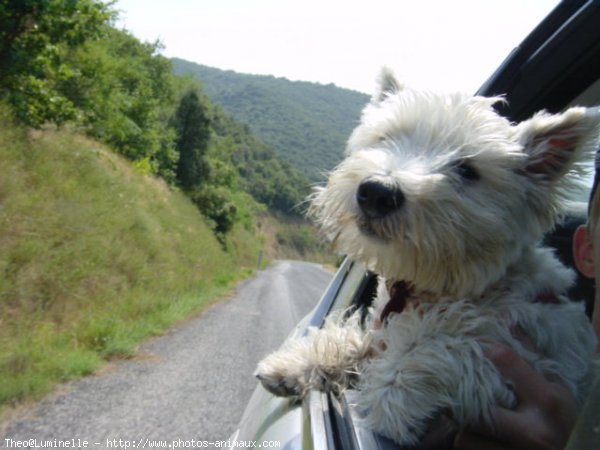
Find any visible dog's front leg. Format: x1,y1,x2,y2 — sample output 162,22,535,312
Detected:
355,333,515,447
255,312,372,397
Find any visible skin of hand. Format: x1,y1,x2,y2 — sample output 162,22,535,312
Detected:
453,343,578,450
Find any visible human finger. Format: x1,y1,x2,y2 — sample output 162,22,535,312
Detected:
484,342,554,407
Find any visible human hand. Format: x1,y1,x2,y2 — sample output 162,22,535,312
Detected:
453,343,578,450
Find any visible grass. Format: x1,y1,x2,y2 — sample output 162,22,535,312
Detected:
0,107,261,410
257,213,337,266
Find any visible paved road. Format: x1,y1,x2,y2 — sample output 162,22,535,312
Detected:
0,261,333,449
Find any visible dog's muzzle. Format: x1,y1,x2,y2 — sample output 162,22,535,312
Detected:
356,179,404,219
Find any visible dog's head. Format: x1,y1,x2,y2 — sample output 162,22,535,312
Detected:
311,69,600,297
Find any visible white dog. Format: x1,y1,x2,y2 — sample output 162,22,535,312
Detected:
256,69,600,446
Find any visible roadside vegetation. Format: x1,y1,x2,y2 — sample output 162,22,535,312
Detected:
0,108,262,408
0,0,334,411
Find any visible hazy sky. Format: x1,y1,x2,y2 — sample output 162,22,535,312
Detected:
115,0,559,95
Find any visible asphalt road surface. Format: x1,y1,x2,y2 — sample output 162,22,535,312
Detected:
0,261,333,449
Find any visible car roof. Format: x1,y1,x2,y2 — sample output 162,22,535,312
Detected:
476,0,600,121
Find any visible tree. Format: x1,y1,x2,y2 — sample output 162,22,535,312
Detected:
0,0,114,126
64,27,178,178
173,89,211,191
190,186,237,242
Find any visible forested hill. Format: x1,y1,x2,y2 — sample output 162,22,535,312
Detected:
172,59,370,182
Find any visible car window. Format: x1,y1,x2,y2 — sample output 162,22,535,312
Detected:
332,391,403,450
326,261,376,316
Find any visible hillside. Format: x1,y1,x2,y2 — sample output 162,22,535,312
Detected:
0,109,262,406
0,107,333,408
172,59,370,182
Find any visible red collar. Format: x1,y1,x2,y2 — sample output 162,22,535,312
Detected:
380,280,414,323
534,290,560,304
380,283,560,323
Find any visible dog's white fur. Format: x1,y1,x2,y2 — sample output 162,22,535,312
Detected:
256,69,600,446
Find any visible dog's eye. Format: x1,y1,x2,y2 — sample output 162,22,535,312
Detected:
454,160,479,181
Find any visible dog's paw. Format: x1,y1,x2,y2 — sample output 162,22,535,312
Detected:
254,346,314,397
255,317,368,398
255,368,304,397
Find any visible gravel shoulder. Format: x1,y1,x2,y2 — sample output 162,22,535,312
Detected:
0,261,333,448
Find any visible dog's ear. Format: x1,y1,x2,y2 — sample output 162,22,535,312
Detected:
516,107,600,181
373,67,404,103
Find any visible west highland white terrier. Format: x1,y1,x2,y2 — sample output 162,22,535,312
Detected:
256,69,600,447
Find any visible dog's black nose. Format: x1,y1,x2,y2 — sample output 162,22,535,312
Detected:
356,179,404,218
